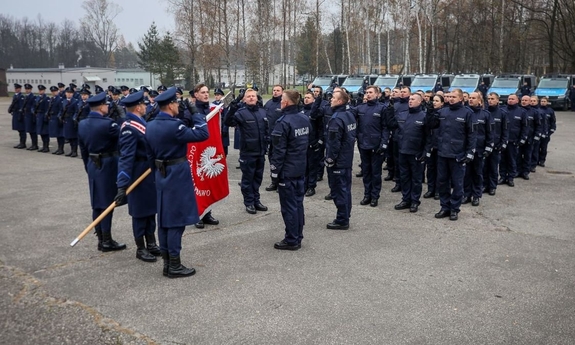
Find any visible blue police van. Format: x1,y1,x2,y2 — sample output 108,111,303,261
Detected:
488,74,536,104
410,73,454,92
374,74,400,90
449,74,494,94
534,74,574,111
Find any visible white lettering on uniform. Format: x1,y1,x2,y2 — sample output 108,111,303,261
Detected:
294,127,309,137
347,123,356,131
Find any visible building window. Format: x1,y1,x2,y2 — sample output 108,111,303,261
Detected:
72,79,77,83
103,78,107,83
48,80,51,84
130,78,134,82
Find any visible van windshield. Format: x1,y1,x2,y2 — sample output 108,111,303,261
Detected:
537,79,568,89
491,79,520,88
451,77,479,88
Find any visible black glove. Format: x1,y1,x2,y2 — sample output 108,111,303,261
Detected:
416,151,429,162
519,139,526,146
325,157,335,168
458,153,474,165
375,144,387,156
235,88,246,103
114,187,127,206
186,101,198,115
311,139,323,152
483,146,493,158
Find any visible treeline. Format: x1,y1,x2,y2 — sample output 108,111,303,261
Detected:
167,0,575,91
0,13,138,70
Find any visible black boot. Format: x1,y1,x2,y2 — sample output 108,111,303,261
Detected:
168,255,196,278
70,145,78,157
145,233,162,256
101,232,127,252
161,251,169,277
95,229,103,251
55,143,64,155
135,237,156,262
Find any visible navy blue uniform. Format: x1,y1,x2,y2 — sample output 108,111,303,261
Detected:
24,92,36,134
117,113,157,241
464,106,494,200
145,102,160,122
310,97,334,180
9,91,27,147
499,104,528,183
225,103,269,208
483,105,509,192
325,105,357,226
388,107,432,206
270,105,310,245
570,86,575,111
78,112,120,235
212,100,229,155
389,98,409,183
529,105,546,171
517,105,541,177
538,105,556,166
520,85,531,97
434,102,477,214
425,105,445,195
351,99,389,201
34,93,50,150
304,102,323,190
145,112,209,257
48,95,65,153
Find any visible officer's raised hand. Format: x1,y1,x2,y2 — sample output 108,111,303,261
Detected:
114,187,127,206
458,153,474,165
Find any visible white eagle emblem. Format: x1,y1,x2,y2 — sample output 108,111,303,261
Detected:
196,146,225,181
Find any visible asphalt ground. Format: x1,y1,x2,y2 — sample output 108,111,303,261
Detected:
1,100,574,345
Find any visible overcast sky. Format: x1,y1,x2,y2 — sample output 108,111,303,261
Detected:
3,0,175,46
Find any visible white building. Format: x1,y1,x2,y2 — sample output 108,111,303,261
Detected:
5,65,162,92
5,65,115,92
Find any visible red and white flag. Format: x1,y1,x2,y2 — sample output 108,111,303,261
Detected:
187,105,229,217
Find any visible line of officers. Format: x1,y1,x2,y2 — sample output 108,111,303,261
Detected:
7,82,171,157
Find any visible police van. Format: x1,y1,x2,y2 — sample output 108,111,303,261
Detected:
534,74,574,111
488,74,536,104
410,73,454,92
449,74,494,94
341,75,368,96
310,75,336,93
374,74,400,90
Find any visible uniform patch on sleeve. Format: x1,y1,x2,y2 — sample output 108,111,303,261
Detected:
121,130,132,136
178,124,186,130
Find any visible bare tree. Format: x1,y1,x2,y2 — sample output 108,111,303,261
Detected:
80,0,122,68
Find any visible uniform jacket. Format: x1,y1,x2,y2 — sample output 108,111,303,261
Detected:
434,102,477,160
539,105,556,136
61,97,79,139
303,103,322,146
388,106,432,156
503,104,528,144
270,105,311,179
78,112,120,209
310,97,333,140
48,95,63,138
145,112,209,228
264,96,282,135
34,93,50,135
212,100,230,147
117,113,157,218
326,104,357,169
522,105,542,142
469,105,494,153
350,99,390,150
224,103,269,157
487,105,509,150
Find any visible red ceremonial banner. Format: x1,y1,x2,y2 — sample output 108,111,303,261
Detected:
187,106,229,218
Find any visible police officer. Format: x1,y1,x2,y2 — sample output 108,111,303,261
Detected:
424,94,445,199
529,96,545,173
9,83,26,148
270,89,310,250
325,90,357,230
48,86,64,154
537,96,556,167
146,87,209,278
60,88,79,157
483,92,509,196
520,82,531,97
352,85,389,207
462,92,493,206
499,94,528,187
95,85,105,94
157,85,167,94
478,81,489,102
212,88,229,156
570,85,575,112
389,93,432,213
433,89,476,221
308,84,333,189
70,83,80,100
78,92,126,252
224,88,269,215
34,85,50,152
192,83,221,227
264,85,284,192
22,84,38,151
120,85,130,98
303,91,322,197
389,87,410,192
57,82,66,98
108,88,126,125
517,95,541,180
114,91,160,262
145,90,160,122
76,89,91,123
